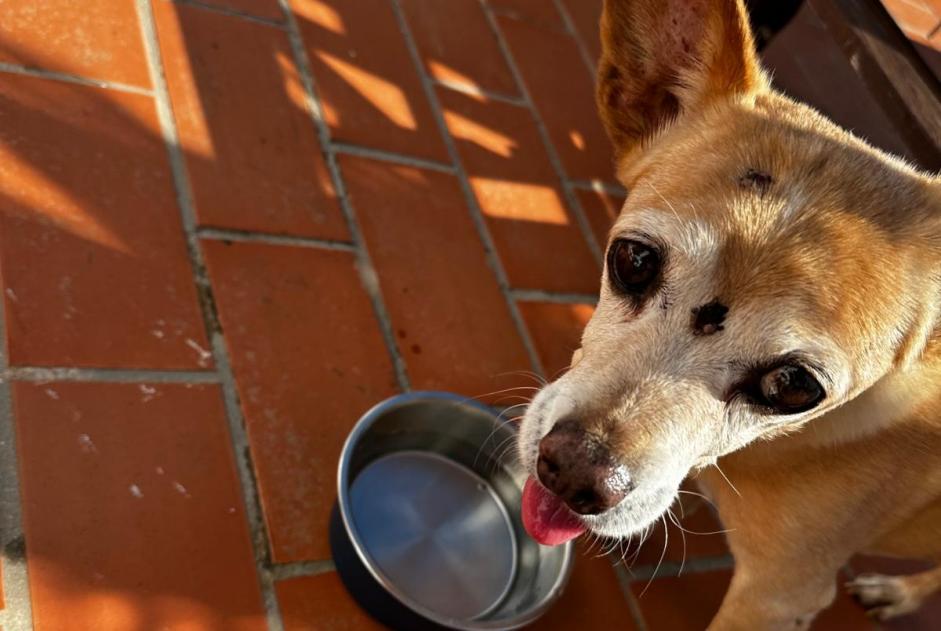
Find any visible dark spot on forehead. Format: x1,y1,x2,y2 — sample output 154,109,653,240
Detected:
738,168,773,195
692,299,729,336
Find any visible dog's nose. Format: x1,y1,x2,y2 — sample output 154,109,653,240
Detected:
536,419,632,515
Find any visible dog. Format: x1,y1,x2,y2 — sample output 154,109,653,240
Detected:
517,0,941,628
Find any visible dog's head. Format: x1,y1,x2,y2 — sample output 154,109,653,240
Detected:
518,0,941,544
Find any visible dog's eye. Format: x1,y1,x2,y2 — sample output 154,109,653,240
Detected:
607,239,661,294
758,365,824,414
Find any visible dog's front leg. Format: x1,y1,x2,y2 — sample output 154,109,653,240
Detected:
705,554,841,631
696,465,861,631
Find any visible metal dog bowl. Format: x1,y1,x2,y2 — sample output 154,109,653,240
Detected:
330,391,574,630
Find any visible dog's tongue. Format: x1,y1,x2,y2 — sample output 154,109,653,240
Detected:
521,476,586,546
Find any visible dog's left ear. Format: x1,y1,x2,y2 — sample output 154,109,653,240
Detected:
597,0,768,162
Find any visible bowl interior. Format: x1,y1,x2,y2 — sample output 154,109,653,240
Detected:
338,393,572,630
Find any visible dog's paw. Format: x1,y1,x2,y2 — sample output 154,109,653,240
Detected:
845,574,918,620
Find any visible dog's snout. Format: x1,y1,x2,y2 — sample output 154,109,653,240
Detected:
536,419,632,515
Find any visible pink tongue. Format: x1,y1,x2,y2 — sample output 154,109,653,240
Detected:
521,476,586,546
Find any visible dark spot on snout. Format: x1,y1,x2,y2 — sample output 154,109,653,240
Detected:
738,168,773,195
692,299,728,336
537,419,633,515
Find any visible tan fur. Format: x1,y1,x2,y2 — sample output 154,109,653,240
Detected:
518,0,941,628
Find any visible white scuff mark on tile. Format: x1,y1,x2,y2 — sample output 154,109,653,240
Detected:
227,507,236,514
129,484,144,499
45,388,59,400
150,329,165,339
139,384,157,402
173,481,191,498
5,287,18,302
185,338,212,367
155,466,165,476
77,433,97,454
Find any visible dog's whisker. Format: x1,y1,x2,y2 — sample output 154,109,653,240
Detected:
638,515,671,598
668,508,688,577
493,370,547,387
712,463,742,498
648,181,682,223
474,425,512,469
468,385,541,403
677,488,719,510
596,536,619,558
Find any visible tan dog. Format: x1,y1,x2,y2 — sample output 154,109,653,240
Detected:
516,0,941,628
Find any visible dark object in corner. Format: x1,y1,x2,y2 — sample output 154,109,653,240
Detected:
744,0,805,50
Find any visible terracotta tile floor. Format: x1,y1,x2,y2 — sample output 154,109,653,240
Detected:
0,1,936,630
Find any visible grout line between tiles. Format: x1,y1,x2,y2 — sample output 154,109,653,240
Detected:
430,77,527,107
4,367,220,383
622,553,736,582
328,141,456,174
0,258,33,629
171,0,286,27
614,563,650,631
279,0,412,394
135,1,284,628
551,0,599,77
510,288,598,305
929,20,941,41
197,227,356,252
0,61,154,96
479,0,606,266
388,0,547,378
569,178,627,197
268,559,336,582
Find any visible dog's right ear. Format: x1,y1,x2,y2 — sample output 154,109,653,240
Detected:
597,0,767,162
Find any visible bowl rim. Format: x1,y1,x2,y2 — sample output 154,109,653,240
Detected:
335,390,575,630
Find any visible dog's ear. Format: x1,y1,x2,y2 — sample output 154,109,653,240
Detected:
597,0,767,161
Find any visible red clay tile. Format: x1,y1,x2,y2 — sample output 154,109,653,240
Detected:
340,155,533,399
439,89,600,293
632,569,731,630
815,581,878,631
292,0,448,162
14,381,265,631
277,571,386,631
490,0,565,30
497,17,615,182
926,0,941,18
560,0,603,62
528,550,638,630
576,187,624,249
517,301,593,378
881,0,941,38
400,0,517,96
0,74,210,369
154,1,347,240
195,0,285,21
0,0,150,88
201,240,398,562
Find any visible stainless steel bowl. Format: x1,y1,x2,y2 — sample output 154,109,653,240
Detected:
330,391,574,630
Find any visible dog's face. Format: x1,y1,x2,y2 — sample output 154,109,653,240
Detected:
519,0,941,541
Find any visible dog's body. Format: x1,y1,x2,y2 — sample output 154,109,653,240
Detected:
517,0,941,628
